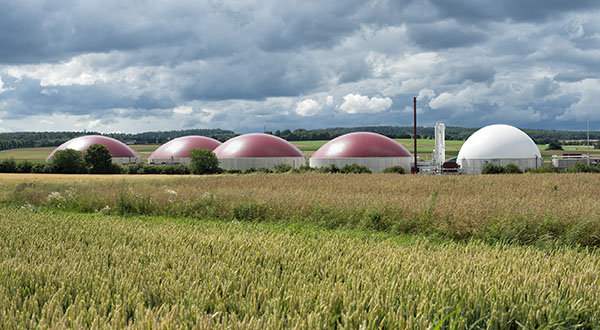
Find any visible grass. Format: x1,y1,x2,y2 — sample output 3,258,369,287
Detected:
2,172,600,248
1,207,599,328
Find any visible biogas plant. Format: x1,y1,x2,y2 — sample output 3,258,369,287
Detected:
46,98,593,175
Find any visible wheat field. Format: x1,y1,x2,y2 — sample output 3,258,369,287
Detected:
1,208,598,328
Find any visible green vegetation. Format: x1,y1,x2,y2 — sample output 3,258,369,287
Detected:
546,139,563,150
382,166,405,174
189,148,221,174
50,149,87,174
84,144,118,174
1,208,599,328
2,173,600,248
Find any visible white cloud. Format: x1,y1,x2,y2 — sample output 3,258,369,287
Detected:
173,105,193,115
418,88,435,101
339,93,392,114
326,95,333,106
295,99,322,116
6,56,108,87
0,76,5,93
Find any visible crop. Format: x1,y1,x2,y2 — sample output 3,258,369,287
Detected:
1,173,600,248
1,208,599,328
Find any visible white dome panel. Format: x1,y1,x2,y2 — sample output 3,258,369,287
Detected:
457,124,541,160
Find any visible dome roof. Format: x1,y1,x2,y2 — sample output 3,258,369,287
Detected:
457,124,541,160
214,133,304,158
312,132,412,158
149,136,221,159
47,135,139,160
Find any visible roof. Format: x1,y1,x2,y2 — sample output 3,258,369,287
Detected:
312,132,412,158
149,136,221,159
457,124,541,160
47,135,139,160
213,133,304,158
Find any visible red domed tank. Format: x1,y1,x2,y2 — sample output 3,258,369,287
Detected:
213,133,305,170
148,136,221,164
312,132,411,158
214,133,304,158
310,132,412,173
46,135,140,164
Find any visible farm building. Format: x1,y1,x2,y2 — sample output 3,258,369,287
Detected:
214,133,306,170
309,132,413,173
46,135,141,165
457,124,542,174
148,136,221,165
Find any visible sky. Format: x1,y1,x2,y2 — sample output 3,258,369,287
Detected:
0,0,599,134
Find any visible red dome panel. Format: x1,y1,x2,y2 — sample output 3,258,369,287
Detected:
149,136,221,159
312,132,412,158
46,135,139,160
214,133,304,158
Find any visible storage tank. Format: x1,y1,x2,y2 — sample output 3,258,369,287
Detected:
457,124,542,174
47,135,141,165
148,136,221,165
213,133,306,170
309,132,413,173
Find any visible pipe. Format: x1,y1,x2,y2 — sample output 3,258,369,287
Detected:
413,97,419,173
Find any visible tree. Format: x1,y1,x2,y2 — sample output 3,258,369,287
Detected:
504,163,523,174
546,140,563,150
51,149,87,174
84,144,113,174
189,148,220,174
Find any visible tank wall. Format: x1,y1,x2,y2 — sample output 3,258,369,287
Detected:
309,157,412,173
459,158,543,174
148,157,191,165
219,157,306,170
112,157,141,165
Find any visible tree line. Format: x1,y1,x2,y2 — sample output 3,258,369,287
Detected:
1,126,599,152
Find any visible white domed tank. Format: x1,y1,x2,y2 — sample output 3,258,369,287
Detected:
457,124,542,174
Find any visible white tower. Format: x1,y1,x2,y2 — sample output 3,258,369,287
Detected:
433,122,446,168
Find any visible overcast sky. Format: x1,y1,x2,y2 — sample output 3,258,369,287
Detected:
0,0,599,133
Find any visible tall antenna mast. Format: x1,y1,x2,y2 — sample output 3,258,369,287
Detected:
413,97,419,173
587,118,590,166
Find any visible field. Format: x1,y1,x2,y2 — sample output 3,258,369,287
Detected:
2,172,600,327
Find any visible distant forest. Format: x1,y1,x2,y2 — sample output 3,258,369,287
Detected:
1,126,599,151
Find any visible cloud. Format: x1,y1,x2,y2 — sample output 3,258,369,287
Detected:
339,94,392,114
295,99,322,116
173,105,193,115
0,1,599,133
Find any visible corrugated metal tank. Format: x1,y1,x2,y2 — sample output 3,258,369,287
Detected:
214,133,306,170
148,136,221,165
47,135,141,165
309,132,413,173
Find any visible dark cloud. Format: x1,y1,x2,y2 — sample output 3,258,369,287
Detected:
407,21,488,50
1,0,600,133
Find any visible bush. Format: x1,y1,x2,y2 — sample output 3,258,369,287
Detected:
31,163,52,173
525,166,560,174
51,149,87,174
291,165,316,174
481,163,505,174
0,158,17,173
317,164,340,173
243,167,257,174
160,164,190,175
567,162,600,173
16,160,34,173
84,144,114,174
340,164,371,174
273,163,292,173
504,163,523,174
382,166,405,174
189,148,220,174
225,169,242,174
